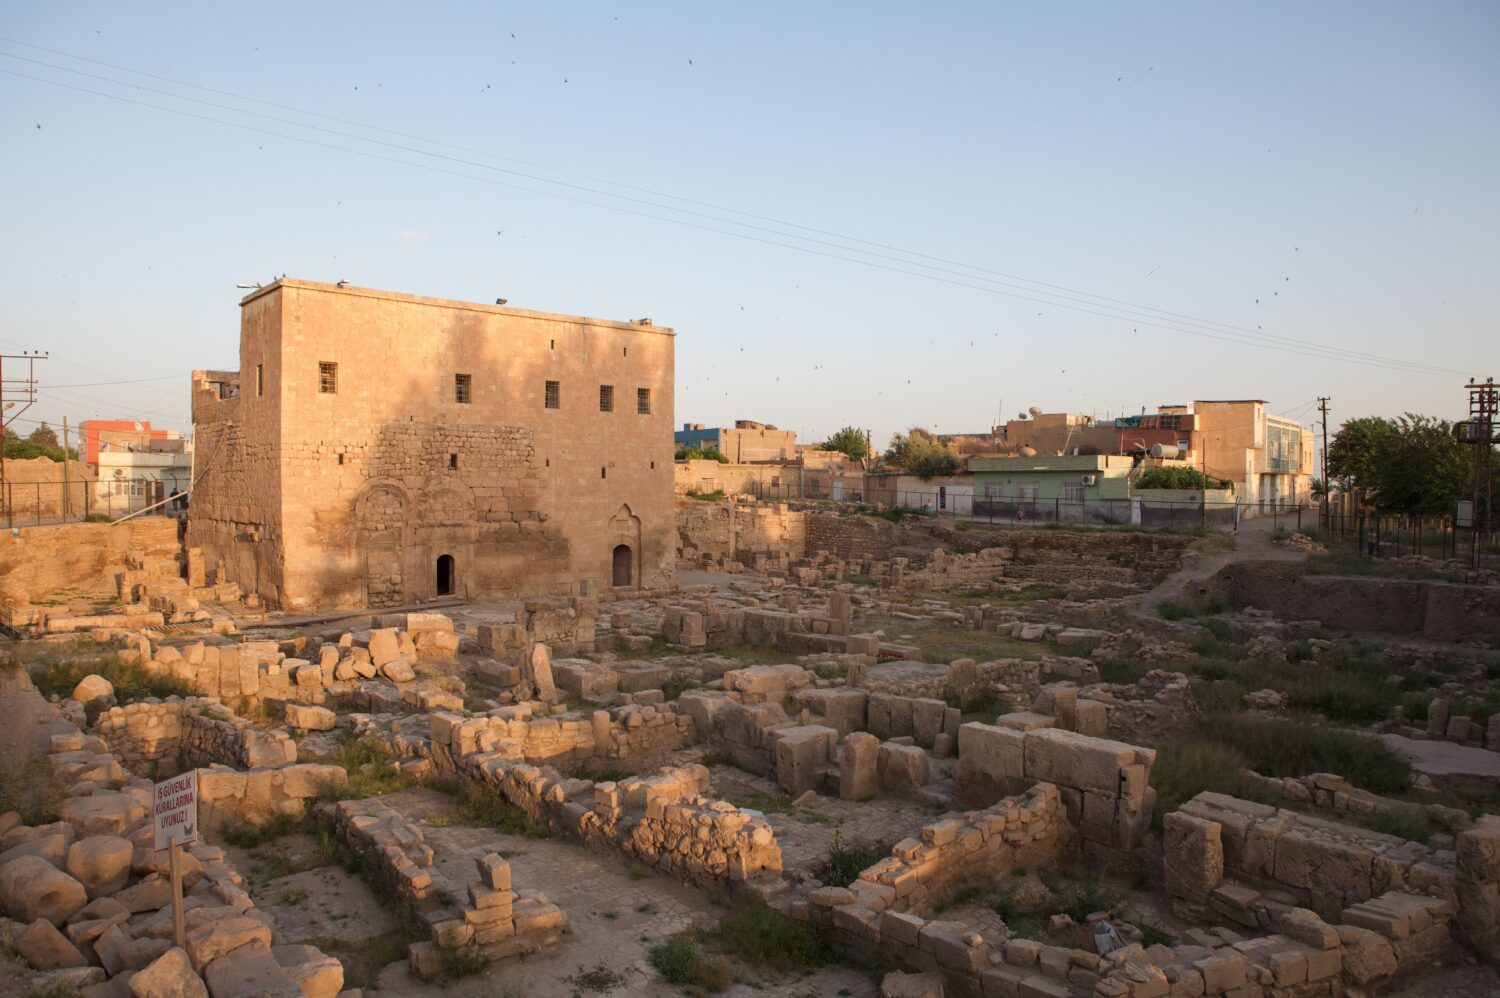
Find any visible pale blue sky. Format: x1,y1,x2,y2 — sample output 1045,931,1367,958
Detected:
2,2,1496,449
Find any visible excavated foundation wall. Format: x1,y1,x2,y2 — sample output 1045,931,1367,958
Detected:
1204,561,1500,642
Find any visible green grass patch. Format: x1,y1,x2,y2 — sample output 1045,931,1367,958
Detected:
0,756,68,825
427,779,551,838
27,642,192,704
1149,738,1283,830
650,931,732,992
685,489,728,502
711,902,839,975
1156,600,1200,621
328,736,417,799
908,627,1048,665
221,812,302,848
821,831,886,889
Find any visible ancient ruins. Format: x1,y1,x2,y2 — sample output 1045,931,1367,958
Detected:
1,489,1498,997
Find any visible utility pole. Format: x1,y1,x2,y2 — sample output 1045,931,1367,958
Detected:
1462,378,1498,568
62,416,69,520
0,352,47,526
1317,397,1331,531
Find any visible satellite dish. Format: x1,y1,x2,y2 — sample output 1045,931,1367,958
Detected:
1028,406,1043,418
133,422,144,432
1017,412,1029,420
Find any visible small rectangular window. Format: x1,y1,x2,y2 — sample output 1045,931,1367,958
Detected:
599,385,614,412
449,454,458,470
337,453,345,466
637,388,651,415
455,373,472,404
319,362,338,394
545,380,560,409
256,364,264,397
601,467,607,479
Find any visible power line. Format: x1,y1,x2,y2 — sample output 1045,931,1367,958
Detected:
1,60,1468,378
0,45,1468,377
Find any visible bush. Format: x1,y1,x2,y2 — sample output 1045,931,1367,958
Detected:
1156,600,1199,621
712,902,838,973
685,489,727,502
329,737,416,799
650,932,731,992
821,831,884,888
29,653,192,705
1136,466,1233,492
675,445,729,463
84,513,112,523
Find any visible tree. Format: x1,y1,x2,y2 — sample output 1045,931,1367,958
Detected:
821,426,869,461
1327,416,1399,493
885,427,959,480
1327,413,1471,514
1135,466,1233,491
675,444,729,463
27,423,58,449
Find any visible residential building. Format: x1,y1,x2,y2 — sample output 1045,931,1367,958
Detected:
80,419,192,514
866,471,973,514
674,420,797,462
189,278,675,610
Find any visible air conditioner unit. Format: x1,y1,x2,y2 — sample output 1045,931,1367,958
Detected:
1081,474,1097,486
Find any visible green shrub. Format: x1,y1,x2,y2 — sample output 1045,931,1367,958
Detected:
84,512,112,523
660,673,701,700
328,736,415,799
822,831,885,888
30,653,192,705
712,902,838,973
650,932,731,992
1136,466,1233,491
1156,600,1198,621
685,489,727,502
675,445,729,463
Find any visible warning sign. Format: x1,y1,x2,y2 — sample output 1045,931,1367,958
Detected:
153,770,198,852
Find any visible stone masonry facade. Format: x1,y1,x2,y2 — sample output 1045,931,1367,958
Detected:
189,279,676,610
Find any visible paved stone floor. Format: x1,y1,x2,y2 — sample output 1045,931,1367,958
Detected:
1382,733,1500,780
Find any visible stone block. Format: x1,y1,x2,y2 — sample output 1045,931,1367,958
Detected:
1023,728,1142,794
1162,812,1223,903
955,723,1025,809
771,725,837,796
839,732,880,801
0,854,88,926
283,703,336,732
878,742,930,796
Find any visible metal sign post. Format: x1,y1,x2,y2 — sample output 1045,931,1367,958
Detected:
153,770,198,950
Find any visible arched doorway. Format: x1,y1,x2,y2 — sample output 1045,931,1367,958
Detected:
611,544,633,588
436,554,455,596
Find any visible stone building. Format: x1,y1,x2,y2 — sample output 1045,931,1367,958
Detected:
189,279,675,610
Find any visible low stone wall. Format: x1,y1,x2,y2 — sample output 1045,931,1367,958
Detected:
197,762,347,831
1165,792,1463,925
674,498,807,573
0,516,178,605
325,797,566,980
1206,560,1500,643
661,597,860,656
462,760,783,890
416,700,695,772
955,723,1156,857
91,698,297,778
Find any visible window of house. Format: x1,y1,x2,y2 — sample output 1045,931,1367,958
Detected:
319,362,337,394
637,388,651,414
256,364,263,397
984,483,1000,501
1018,483,1040,503
1062,484,1085,503
545,380,560,409
599,384,614,412
455,373,472,404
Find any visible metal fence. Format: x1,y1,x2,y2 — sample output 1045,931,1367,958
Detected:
1319,505,1496,570
0,478,189,527
747,482,1316,531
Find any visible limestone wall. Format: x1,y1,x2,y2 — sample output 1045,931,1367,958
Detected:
91,698,297,778
464,760,783,890
673,498,807,573
1166,792,1460,923
196,762,346,831
1207,560,1500,643
0,518,179,607
192,279,677,611
419,700,694,770
955,723,1156,857
326,797,568,978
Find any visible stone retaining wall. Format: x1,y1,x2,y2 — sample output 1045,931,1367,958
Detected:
91,698,297,778
955,722,1156,858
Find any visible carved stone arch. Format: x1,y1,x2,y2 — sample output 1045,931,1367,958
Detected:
607,504,642,589
353,481,409,532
